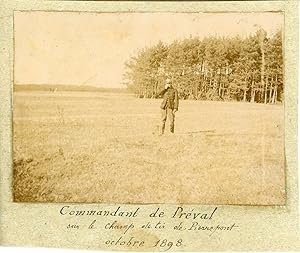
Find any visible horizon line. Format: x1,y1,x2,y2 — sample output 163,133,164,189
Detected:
14,83,127,89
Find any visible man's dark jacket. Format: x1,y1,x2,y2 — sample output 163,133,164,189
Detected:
158,87,179,110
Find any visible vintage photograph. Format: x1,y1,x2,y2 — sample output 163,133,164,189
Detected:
13,11,285,205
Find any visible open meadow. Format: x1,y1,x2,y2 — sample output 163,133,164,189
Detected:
13,91,285,205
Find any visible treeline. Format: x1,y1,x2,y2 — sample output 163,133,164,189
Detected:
14,84,128,93
123,28,283,103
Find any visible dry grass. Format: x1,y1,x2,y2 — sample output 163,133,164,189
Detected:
13,91,285,205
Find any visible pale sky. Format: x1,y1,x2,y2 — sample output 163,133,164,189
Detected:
14,11,283,88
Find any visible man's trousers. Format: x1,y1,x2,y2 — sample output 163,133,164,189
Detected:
160,108,175,135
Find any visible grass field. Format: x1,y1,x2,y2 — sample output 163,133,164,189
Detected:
13,91,285,205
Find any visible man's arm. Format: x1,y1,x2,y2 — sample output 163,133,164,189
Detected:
157,82,171,98
157,88,167,98
174,89,179,110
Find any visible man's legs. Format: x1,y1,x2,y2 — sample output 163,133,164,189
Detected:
159,109,167,135
167,108,175,133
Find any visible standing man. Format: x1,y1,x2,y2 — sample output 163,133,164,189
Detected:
158,78,179,135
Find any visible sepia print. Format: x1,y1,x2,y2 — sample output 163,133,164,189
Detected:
13,11,285,205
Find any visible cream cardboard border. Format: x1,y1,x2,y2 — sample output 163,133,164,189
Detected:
0,0,298,251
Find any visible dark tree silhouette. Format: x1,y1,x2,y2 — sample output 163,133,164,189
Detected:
124,29,283,104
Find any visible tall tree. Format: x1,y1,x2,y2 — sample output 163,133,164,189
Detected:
124,29,283,104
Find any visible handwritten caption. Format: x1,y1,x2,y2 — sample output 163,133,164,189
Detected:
59,206,238,250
